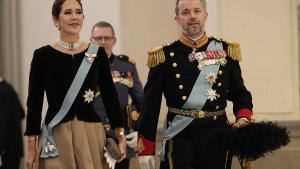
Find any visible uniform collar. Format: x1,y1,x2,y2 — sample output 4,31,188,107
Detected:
179,32,208,49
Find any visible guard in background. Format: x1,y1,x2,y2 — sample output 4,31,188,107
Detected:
91,21,143,169
0,77,25,169
137,0,253,169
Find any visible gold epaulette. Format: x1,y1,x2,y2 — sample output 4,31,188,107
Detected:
147,45,165,68
227,41,242,61
128,57,135,64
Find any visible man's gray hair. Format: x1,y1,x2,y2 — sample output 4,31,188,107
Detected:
175,0,207,15
91,21,115,36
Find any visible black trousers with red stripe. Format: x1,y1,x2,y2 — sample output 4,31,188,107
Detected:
160,115,230,169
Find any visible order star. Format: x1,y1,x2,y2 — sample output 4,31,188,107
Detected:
83,89,94,103
206,89,217,101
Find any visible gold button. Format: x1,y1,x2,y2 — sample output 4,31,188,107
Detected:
172,63,177,68
179,85,183,90
170,52,175,57
182,96,187,100
218,83,222,87
218,70,223,75
176,74,181,78
216,106,219,110
213,116,217,120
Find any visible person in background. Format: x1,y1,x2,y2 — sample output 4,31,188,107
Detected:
0,77,25,169
24,0,126,169
137,0,253,168
91,21,144,169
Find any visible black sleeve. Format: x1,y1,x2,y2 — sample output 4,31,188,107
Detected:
138,64,164,142
97,47,124,129
227,59,253,114
25,49,45,135
129,64,143,112
128,64,144,130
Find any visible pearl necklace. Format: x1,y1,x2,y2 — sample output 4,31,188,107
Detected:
57,39,81,50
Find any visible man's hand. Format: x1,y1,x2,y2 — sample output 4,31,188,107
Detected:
115,128,127,162
126,131,138,149
138,155,155,169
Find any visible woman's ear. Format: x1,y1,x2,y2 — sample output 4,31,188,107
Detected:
52,16,59,28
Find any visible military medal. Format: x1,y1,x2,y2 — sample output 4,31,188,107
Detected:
111,71,134,87
206,89,217,101
83,89,94,103
188,48,197,62
205,72,217,84
189,49,228,70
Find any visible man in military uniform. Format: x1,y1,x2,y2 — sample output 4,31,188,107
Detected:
90,21,144,169
137,0,253,169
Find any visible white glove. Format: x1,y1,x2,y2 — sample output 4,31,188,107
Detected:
138,155,155,169
104,147,116,169
126,131,138,149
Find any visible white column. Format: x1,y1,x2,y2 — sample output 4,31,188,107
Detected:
206,0,219,36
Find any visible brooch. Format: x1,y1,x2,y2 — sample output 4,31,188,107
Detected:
85,52,97,63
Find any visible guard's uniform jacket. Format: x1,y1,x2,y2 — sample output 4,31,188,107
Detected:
138,33,253,169
94,54,143,159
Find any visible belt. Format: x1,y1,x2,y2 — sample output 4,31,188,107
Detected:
168,107,226,119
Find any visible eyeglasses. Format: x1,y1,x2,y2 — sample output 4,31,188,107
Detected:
92,36,115,41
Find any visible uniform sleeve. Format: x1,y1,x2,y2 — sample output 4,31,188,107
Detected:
129,64,143,112
25,49,45,135
97,47,124,129
227,59,253,120
128,64,144,130
138,64,164,156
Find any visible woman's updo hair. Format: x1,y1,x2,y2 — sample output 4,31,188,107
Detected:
52,0,83,19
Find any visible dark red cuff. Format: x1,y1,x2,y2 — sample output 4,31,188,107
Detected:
236,108,252,120
137,135,155,156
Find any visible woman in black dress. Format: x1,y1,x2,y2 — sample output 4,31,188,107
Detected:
25,0,126,168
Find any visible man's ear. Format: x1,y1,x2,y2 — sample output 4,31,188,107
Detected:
175,16,179,24
113,37,117,46
204,11,208,22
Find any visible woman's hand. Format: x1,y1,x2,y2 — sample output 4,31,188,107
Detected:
114,128,127,162
25,136,38,169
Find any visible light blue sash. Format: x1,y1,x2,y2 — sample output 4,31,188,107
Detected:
161,40,224,160
40,44,99,158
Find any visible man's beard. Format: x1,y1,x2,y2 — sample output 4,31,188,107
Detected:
185,25,203,39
